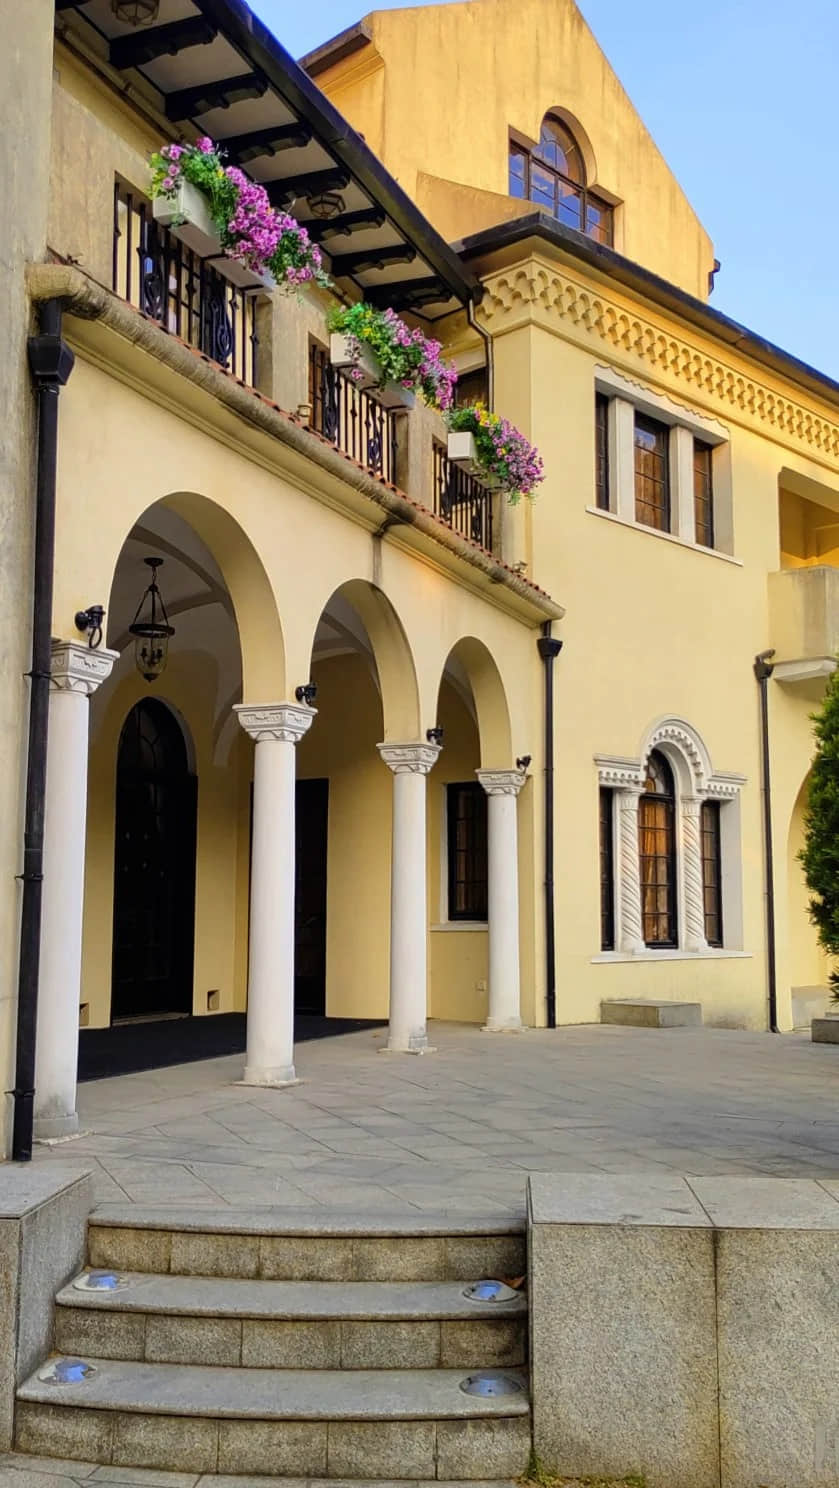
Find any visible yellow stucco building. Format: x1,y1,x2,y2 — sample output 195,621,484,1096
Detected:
0,0,836,1155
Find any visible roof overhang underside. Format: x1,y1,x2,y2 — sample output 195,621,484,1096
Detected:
55,0,477,320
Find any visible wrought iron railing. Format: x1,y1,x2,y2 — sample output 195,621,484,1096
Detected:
309,342,398,484
432,442,494,551
113,182,258,387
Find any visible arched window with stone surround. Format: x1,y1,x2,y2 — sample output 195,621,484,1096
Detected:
509,112,613,245
639,750,678,948
595,719,745,957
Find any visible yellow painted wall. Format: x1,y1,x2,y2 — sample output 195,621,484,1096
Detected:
313,0,715,297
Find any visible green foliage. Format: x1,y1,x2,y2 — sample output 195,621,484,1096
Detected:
149,142,237,236
519,1450,646,1488
799,663,839,993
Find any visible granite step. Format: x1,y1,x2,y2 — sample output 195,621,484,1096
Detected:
86,1209,526,1283
54,1273,527,1369
1,1457,519,1487
15,1359,531,1478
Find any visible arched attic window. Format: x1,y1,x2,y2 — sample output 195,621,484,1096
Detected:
509,113,613,246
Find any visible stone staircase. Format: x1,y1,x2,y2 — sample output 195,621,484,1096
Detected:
14,1206,531,1480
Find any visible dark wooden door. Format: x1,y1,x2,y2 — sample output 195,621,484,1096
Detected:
111,700,197,1021
295,778,328,1015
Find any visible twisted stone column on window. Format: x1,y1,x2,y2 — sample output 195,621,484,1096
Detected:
682,796,709,953
616,788,645,953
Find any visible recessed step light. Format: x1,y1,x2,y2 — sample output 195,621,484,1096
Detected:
38,1359,97,1385
459,1370,525,1397
73,1271,132,1292
462,1279,521,1304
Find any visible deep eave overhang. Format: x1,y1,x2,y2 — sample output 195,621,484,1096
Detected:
457,212,839,411
55,0,477,319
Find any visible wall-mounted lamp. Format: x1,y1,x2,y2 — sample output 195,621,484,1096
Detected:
516,755,532,772
295,682,318,706
74,604,106,650
426,726,444,745
111,0,160,23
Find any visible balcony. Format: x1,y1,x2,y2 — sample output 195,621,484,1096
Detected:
768,565,839,686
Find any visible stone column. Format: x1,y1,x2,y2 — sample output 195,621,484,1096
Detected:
377,742,441,1053
235,702,315,1086
682,796,709,953
477,768,526,1031
34,640,117,1139
616,787,646,953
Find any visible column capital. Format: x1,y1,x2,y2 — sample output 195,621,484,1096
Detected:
681,795,704,818
377,742,441,775
235,702,316,743
50,640,118,696
477,768,526,797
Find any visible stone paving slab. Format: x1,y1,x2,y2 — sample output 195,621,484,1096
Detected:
26,1023,839,1214
0,1465,517,1488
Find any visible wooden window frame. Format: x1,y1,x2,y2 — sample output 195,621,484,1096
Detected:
701,800,723,947
638,751,678,948
595,392,610,511
693,439,715,548
599,787,615,950
508,131,613,246
446,782,488,922
634,413,671,533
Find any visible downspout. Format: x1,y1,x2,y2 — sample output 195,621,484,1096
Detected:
754,649,779,1033
467,295,493,409
537,625,563,1028
11,300,75,1162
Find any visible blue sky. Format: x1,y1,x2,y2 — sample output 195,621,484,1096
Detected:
253,0,839,380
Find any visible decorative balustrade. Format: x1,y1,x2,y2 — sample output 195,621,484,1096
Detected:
432,442,494,551
113,182,258,388
308,342,399,485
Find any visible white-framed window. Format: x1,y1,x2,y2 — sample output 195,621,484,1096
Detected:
592,366,733,555
594,718,746,961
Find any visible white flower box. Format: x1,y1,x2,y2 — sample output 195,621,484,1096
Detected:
153,181,274,294
447,430,503,489
329,333,415,409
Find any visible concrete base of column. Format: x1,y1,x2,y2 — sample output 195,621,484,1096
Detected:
482,1016,525,1032
238,1064,298,1088
33,1110,81,1141
380,1038,437,1055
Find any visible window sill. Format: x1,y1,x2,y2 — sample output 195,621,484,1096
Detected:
585,505,743,566
591,948,752,963
431,922,488,933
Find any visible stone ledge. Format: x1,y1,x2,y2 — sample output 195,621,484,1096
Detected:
89,1206,524,1237
600,998,702,1027
812,1015,839,1043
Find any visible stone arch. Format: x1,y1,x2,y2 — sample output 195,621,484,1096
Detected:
639,716,713,798
437,637,513,768
105,490,286,704
539,105,598,186
306,579,421,741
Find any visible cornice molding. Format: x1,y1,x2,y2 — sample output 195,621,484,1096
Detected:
480,261,839,463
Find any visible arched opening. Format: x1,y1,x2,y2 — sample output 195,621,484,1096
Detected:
639,749,678,948
296,580,419,1021
509,110,613,244
111,699,197,1021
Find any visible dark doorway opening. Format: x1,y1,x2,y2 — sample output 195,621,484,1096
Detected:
295,778,329,1014
111,698,197,1021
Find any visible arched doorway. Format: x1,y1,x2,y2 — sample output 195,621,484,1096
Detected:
111,699,197,1021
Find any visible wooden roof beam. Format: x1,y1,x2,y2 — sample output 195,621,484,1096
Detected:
110,16,217,71
165,72,268,121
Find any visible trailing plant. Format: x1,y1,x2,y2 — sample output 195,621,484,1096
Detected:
327,302,458,412
149,137,330,289
446,402,544,501
800,663,839,998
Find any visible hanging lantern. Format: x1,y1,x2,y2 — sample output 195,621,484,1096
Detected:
129,557,174,683
111,0,160,25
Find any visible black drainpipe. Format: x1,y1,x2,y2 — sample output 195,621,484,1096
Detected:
537,625,563,1028
11,300,75,1162
754,649,779,1034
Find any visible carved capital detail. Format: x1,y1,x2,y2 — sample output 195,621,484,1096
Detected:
476,769,526,797
377,742,441,776
50,640,118,696
235,702,316,744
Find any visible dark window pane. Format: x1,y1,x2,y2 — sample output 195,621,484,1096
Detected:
530,162,556,211
586,197,613,245
447,783,488,921
456,367,489,409
634,414,670,532
599,788,615,950
701,800,723,946
595,393,609,510
694,439,714,548
557,179,583,229
638,751,677,946
536,115,584,183
509,147,527,198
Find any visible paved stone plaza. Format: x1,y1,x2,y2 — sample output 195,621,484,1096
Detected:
29,1022,839,1214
